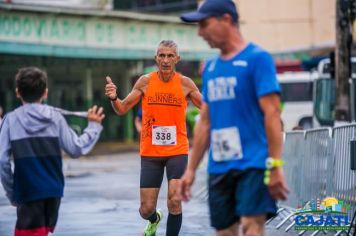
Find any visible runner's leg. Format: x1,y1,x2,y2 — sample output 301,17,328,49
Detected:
165,155,187,236
216,222,239,236
140,188,160,220
139,157,164,219
209,171,239,236
166,179,182,236
240,215,266,236
235,170,276,236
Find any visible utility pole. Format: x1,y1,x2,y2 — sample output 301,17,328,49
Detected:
335,0,351,122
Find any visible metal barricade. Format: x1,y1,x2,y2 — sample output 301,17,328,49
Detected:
272,124,356,235
272,131,306,231
301,128,332,204
330,124,356,220
282,131,306,208
279,128,332,210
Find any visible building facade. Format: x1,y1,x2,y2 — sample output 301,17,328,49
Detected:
0,0,338,141
0,3,214,141
235,0,335,53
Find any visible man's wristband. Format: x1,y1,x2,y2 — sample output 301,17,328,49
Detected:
109,95,118,101
265,157,284,170
264,158,284,185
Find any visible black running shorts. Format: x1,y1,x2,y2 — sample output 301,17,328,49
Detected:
140,154,188,188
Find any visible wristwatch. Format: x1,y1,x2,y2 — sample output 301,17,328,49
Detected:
265,157,284,170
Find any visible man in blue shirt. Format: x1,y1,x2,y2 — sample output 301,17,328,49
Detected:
178,0,289,235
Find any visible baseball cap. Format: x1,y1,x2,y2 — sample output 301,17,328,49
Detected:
180,0,238,23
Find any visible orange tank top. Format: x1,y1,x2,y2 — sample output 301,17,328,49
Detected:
140,71,189,157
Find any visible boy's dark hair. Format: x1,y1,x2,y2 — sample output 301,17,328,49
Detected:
15,67,48,103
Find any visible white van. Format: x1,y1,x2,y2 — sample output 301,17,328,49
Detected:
278,72,317,131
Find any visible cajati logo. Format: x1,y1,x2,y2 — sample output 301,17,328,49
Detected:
294,197,350,231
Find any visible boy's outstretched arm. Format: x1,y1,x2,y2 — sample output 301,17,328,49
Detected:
58,105,105,158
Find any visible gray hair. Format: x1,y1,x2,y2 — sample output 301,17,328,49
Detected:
156,40,179,56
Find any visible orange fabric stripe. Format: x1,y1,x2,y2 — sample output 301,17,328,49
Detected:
140,71,189,157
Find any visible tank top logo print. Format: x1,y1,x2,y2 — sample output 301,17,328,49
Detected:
208,76,237,102
147,92,183,107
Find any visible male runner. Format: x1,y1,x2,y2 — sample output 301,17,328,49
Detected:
105,40,202,236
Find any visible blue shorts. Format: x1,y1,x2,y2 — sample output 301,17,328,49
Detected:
208,169,277,230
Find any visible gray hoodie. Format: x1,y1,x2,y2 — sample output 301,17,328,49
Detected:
0,104,103,204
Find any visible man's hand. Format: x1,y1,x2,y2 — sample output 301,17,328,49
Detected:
267,167,289,201
105,76,118,100
87,105,105,123
176,169,196,202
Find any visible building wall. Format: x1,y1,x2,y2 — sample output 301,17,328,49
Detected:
0,6,216,61
1,0,112,10
0,5,211,142
235,0,335,52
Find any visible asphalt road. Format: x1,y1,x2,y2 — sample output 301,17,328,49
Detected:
0,152,341,236
0,153,213,236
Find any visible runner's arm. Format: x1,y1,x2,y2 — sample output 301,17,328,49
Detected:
182,76,203,109
187,102,210,171
259,93,289,200
106,75,147,115
259,93,282,160
177,103,210,201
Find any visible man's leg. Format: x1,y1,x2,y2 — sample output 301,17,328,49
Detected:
209,171,239,236
140,188,160,220
165,155,187,236
216,222,239,236
235,170,277,236
166,179,182,236
240,215,266,236
140,157,165,235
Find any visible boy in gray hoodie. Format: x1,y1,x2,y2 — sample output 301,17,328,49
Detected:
0,67,105,236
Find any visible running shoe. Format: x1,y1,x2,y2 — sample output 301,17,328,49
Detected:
143,209,163,236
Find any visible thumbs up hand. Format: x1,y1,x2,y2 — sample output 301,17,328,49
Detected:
105,76,118,101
